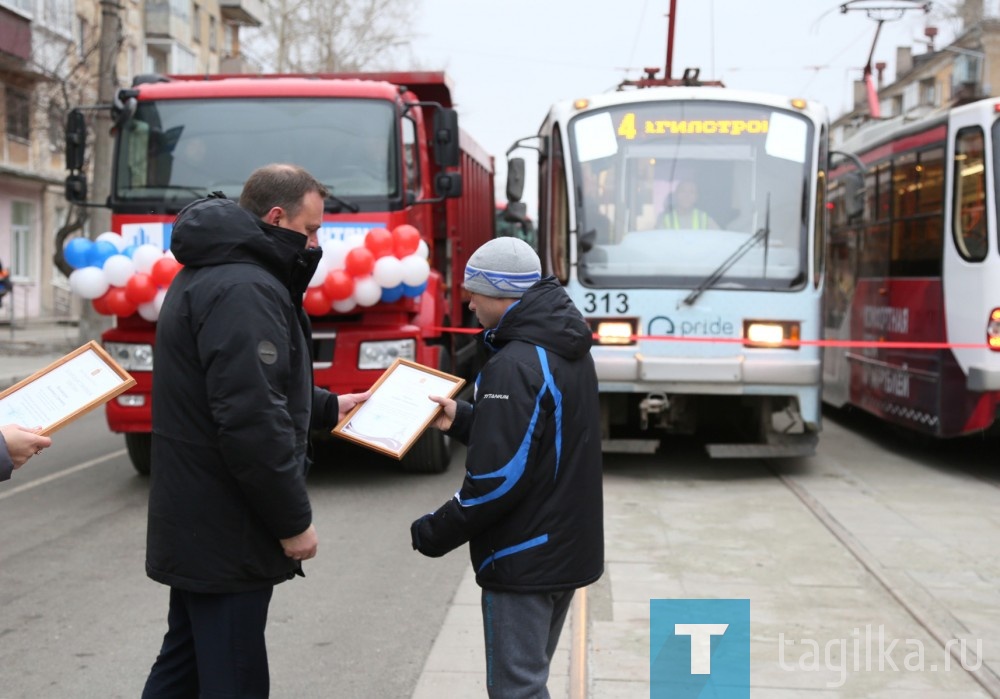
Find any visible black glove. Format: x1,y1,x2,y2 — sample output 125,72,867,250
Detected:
410,516,427,551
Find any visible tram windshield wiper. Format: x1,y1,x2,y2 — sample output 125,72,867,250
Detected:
682,193,771,307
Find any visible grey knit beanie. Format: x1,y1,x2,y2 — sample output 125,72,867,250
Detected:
463,237,542,298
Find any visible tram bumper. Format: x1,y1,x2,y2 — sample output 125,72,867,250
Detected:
967,365,1000,391
595,353,821,387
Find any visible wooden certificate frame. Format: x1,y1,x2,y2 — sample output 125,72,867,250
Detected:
0,340,137,435
332,358,465,460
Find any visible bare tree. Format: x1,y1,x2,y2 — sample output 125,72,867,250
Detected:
246,0,421,73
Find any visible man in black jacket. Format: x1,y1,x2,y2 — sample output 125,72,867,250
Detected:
411,237,604,699
142,164,368,698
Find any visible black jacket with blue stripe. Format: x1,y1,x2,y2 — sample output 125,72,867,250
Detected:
411,276,604,593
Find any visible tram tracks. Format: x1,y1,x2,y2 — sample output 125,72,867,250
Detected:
770,461,1000,698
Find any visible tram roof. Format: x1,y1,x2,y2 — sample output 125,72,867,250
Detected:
545,87,829,125
834,96,1000,156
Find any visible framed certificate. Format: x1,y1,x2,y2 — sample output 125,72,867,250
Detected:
332,358,465,459
0,340,137,435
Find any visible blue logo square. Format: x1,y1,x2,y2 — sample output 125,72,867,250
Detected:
650,599,750,699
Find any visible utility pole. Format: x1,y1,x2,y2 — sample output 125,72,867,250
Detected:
80,0,121,342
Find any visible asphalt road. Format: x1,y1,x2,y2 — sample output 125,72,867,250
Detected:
0,412,468,699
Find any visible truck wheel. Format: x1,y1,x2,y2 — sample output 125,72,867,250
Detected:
401,429,450,473
125,433,152,476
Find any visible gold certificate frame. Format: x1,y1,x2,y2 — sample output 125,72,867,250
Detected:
332,358,465,460
0,340,137,435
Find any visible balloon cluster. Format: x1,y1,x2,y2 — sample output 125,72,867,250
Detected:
64,232,182,322
303,224,431,316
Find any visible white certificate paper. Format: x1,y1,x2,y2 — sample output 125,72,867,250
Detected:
334,359,464,458
0,341,136,434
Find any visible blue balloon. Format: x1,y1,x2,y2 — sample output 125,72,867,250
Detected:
64,238,94,269
403,281,427,298
121,245,138,259
86,240,118,269
380,284,405,303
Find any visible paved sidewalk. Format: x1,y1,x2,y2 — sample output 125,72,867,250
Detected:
0,319,84,390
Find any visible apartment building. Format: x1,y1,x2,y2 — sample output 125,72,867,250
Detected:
0,0,261,323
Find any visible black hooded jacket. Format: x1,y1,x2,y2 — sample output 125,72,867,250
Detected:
147,197,339,593
411,277,604,592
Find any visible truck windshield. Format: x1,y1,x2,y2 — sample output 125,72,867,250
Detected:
114,97,399,205
571,100,814,291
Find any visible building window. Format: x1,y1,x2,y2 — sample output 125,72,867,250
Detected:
6,88,31,141
920,78,937,107
209,15,217,52
11,201,34,280
47,100,63,151
193,3,201,43
77,16,89,59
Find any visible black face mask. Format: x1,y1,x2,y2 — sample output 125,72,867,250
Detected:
290,246,323,298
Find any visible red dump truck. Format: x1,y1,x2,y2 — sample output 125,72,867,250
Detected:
64,72,495,474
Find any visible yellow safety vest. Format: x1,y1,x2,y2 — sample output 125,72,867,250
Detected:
663,209,709,229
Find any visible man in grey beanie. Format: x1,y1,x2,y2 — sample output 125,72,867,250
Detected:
411,237,604,699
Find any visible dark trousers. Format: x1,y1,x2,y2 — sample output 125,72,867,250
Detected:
142,586,274,699
481,588,575,699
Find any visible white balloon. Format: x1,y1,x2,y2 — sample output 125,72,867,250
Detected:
345,234,366,250
132,244,164,274
416,239,430,259
165,249,177,260
372,256,404,289
69,267,110,300
308,256,330,288
102,254,136,287
353,276,382,307
400,255,431,286
137,299,159,322
138,288,167,322
332,296,356,313
322,239,349,271
96,231,127,251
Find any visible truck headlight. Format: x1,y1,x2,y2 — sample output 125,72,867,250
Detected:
358,339,416,369
104,342,154,371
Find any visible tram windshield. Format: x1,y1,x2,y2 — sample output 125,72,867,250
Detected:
571,101,815,290
114,98,399,206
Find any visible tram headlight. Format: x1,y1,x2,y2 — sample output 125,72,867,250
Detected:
986,309,1000,350
743,320,801,349
588,318,637,345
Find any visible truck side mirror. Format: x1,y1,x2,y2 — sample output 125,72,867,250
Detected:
433,108,460,168
434,171,463,199
65,108,87,172
844,171,864,220
504,201,527,223
506,157,525,202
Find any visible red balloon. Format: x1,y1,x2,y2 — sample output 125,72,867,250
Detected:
392,225,421,258
92,291,113,316
344,247,375,277
125,273,158,305
105,287,137,317
151,257,182,287
364,228,394,259
323,269,355,301
303,287,331,316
